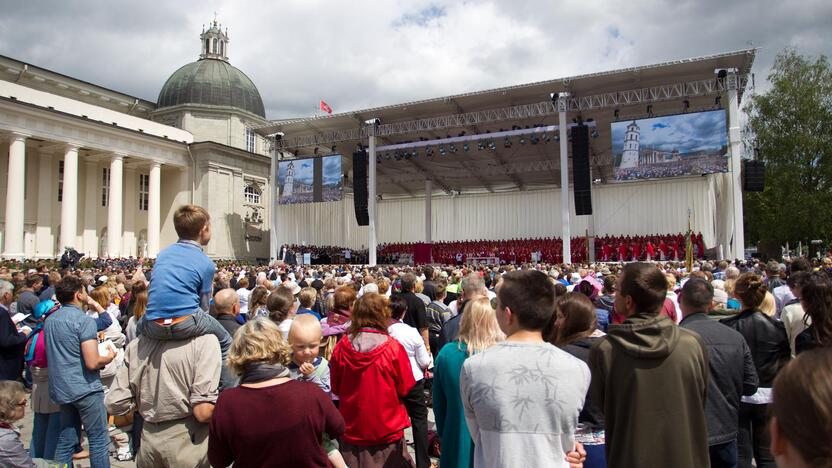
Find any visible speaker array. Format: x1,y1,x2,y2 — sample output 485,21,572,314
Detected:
352,150,369,225
571,125,593,215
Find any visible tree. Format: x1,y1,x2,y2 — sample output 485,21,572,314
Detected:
745,49,832,249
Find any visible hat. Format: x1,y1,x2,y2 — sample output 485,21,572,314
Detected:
439,271,449,279
569,273,581,284
97,275,109,284
281,281,301,295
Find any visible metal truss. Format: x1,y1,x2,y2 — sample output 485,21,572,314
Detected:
381,159,562,184
276,75,749,150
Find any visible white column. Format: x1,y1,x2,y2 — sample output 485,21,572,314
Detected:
147,161,161,257
107,154,124,258
425,179,432,244
368,130,377,266
60,144,79,251
558,93,572,264
35,153,53,257
4,133,27,259
726,72,745,260
83,160,98,257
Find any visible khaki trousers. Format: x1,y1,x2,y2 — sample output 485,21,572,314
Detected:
137,416,209,468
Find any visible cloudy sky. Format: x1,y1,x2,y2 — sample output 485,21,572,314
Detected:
1,0,830,120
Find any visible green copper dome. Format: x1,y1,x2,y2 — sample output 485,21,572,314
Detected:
157,58,265,118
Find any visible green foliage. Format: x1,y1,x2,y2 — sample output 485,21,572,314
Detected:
745,48,832,246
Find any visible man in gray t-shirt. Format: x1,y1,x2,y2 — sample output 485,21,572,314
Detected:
44,276,116,467
461,270,590,468
16,274,42,328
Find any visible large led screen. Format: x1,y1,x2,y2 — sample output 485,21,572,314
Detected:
278,155,343,204
611,110,728,181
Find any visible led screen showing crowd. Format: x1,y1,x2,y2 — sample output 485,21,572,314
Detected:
611,110,729,181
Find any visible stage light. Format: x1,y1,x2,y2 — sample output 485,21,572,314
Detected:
385,152,392,160
412,149,419,158
716,69,728,80
614,108,620,120
394,151,402,161
683,100,690,112
646,104,653,116
591,129,599,138
519,136,527,145
376,155,382,163
314,147,319,155
426,147,434,157
449,143,457,153
715,96,722,107
554,133,560,142
488,140,497,150
504,137,511,148
477,140,485,151
530,134,539,144
463,142,470,151
593,177,602,184
439,145,446,156
543,133,551,143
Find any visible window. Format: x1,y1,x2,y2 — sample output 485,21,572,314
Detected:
244,185,261,204
245,127,256,153
102,168,110,207
138,174,149,211
58,161,64,202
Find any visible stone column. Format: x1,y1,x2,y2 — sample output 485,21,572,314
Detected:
83,160,98,257
36,152,53,257
107,154,124,258
60,144,79,252
147,161,161,257
4,133,27,259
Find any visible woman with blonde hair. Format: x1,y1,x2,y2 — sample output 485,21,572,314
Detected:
208,318,344,467
433,296,505,468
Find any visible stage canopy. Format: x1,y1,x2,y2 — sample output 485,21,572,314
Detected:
256,49,756,197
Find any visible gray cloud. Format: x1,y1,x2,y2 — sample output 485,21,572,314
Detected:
0,0,829,120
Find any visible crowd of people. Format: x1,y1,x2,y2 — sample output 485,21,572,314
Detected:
379,232,707,266
0,204,830,467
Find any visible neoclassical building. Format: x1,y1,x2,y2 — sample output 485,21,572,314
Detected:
0,21,273,261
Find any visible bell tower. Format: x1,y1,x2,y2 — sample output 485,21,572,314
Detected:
200,15,230,62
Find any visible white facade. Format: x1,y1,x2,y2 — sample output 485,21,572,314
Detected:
0,35,272,261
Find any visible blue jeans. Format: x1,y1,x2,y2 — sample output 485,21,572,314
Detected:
710,440,738,468
54,391,110,467
137,310,234,388
30,411,61,460
584,443,607,468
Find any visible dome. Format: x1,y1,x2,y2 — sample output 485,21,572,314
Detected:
156,58,266,118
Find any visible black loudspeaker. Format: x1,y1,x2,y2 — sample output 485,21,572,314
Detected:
571,125,592,215
743,160,765,192
352,150,369,226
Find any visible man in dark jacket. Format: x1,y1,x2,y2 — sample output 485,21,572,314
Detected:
394,273,430,353
680,278,759,468
213,289,242,338
589,262,709,468
0,280,31,381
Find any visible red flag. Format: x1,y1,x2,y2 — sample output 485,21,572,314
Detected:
320,99,332,114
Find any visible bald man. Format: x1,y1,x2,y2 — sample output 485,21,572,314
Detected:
214,289,241,337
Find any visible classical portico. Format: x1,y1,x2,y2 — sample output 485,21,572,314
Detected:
0,78,193,259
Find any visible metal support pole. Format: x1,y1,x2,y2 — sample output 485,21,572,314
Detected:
558,93,572,264
269,138,279,263
726,72,745,260
425,179,433,244
368,130,378,266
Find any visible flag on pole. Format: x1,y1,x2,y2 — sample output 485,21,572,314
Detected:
320,99,333,114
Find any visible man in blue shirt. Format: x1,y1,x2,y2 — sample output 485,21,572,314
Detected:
45,275,116,467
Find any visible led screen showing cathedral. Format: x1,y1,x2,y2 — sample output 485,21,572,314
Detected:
277,155,343,204
610,109,729,181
